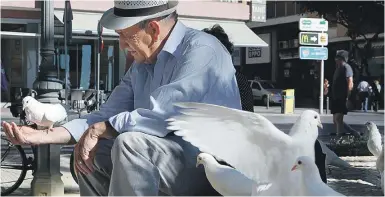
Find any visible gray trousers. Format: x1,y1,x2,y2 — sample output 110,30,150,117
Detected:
77,132,219,196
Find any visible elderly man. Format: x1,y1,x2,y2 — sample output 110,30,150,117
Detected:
2,0,241,196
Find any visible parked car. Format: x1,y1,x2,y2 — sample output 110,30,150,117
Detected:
248,80,283,105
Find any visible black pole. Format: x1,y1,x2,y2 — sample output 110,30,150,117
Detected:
31,0,64,195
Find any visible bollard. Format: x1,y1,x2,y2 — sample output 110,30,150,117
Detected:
326,97,329,114
266,94,270,109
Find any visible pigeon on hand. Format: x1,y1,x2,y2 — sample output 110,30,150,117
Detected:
167,102,323,196
22,96,68,130
196,153,254,196
291,156,344,196
365,121,383,157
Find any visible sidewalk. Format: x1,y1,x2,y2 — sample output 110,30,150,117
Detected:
1,106,384,196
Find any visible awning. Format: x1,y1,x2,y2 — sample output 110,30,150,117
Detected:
180,17,268,47
53,10,268,47
54,10,118,36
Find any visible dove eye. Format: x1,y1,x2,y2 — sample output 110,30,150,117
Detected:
298,161,302,165
314,115,317,119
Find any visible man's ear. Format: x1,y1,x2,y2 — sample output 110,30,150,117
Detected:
147,21,161,42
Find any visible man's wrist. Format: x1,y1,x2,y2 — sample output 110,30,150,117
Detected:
91,121,118,139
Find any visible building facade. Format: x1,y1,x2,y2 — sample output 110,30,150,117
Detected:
247,1,384,102
1,0,267,102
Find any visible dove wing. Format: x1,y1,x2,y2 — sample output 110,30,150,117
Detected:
43,103,68,122
167,102,293,183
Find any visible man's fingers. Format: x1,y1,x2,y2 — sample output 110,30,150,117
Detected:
11,123,25,144
74,142,91,175
80,150,93,174
3,122,17,144
84,150,95,173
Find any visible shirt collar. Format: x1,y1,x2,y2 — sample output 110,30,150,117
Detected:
161,20,186,56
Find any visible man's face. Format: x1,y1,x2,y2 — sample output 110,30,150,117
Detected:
116,21,161,64
335,58,343,66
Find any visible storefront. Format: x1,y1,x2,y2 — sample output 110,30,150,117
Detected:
1,7,268,102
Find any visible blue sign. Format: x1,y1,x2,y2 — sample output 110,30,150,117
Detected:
299,46,328,60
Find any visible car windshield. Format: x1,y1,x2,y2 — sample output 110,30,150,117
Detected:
260,81,275,89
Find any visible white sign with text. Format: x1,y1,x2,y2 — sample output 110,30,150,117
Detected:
246,33,270,64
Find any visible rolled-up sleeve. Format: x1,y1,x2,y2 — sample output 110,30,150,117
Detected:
62,69,134,142
107,45,236,137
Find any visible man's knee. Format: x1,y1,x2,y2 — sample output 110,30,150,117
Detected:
111,132,148,160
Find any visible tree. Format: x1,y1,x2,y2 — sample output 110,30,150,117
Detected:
299,1,384,77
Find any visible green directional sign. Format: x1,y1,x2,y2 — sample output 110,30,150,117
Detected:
299,32,328,46
299,32,319,45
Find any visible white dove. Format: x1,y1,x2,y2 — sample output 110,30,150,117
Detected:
22,96,68,130
319,140,351,168
196,153,253,196
365,121,383,157
167,103,323,196
291,156,344,196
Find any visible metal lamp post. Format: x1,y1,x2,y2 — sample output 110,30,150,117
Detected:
31,0,64,195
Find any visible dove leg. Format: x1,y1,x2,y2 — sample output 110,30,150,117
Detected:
108,132,219,196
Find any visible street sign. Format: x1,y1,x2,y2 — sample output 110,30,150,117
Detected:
299,18,328,32
299,46,328,60
250,0,266,22
299,32,328,46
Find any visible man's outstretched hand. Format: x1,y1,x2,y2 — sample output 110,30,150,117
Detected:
2,121,42,145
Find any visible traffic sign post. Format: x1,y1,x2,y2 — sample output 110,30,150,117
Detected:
299,47,328,60
299,17,329,114
299,18,328,32
299,32,328,46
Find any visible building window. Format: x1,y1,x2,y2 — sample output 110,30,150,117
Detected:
286,2,296,16
54,39,119,92
275,2,286,17
266,1,275,19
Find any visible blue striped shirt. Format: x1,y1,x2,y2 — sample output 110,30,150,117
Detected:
63,21,241,141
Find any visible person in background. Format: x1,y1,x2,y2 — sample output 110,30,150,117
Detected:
202,24,254,112
357,79,371,112
330,50,360,137
370,79,381,112
1,60,9,102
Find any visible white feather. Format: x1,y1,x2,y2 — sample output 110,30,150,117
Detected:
167,102,321,195
319,140,351,168
196,153,253,196
22,96,67,128
365,122,383,157
294,156,344,196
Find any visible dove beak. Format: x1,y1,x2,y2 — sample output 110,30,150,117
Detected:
196,158,202,168
317,121,323,129
291,165,298,171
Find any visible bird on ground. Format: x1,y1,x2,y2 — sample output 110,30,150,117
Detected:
291,156,344,196
365,121,383,157
318,140,351,170
22,96,67,130
196,153,254,196
167,102,322,196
